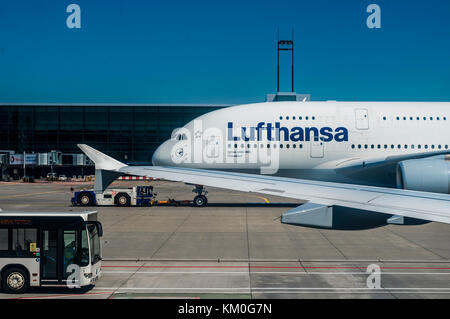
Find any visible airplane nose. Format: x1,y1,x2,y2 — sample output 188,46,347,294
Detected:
152,141,172,166
152,144,164,166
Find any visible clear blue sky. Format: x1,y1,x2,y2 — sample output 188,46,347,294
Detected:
0,0,449,103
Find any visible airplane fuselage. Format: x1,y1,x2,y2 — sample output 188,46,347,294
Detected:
152,101,450,188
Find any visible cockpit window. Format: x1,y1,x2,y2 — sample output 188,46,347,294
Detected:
176,134,188,141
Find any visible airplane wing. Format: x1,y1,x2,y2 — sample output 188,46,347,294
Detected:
78,144,450,228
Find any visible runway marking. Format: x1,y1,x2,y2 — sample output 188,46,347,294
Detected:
102,265,450,270
0,190,64,199
95,287,450,291
228,193,270,203
101,271,450,275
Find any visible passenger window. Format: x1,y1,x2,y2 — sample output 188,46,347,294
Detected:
0,229,8,250
12,228,37,257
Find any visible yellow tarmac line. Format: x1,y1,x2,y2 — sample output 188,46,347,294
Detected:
0,190,64,199
228,193,270,203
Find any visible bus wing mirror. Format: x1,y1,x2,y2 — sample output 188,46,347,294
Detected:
88,221,103,237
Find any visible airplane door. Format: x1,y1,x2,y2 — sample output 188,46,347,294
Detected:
310,137,324,158
205,134,220,158
355,109,369,130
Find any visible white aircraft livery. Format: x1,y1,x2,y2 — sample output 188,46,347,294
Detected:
78,101,450,229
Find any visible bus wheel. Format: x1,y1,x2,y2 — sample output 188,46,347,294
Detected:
193,195,207,207
78,193,93,206
116,193,131,206
2,268,29,294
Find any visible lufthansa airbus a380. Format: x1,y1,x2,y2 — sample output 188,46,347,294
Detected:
78,101,450,229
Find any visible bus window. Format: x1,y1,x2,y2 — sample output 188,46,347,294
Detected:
63,230,78,278
88,225,101,265
0,229,8,251
12,228,37,257
80,229,90,267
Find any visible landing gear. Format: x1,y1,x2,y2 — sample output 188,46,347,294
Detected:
193,195,207,207
192,185,208,207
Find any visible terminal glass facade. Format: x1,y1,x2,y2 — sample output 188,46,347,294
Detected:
1,104,227,164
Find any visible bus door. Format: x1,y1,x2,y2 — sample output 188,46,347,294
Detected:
40,229,59,284
40,228,80,285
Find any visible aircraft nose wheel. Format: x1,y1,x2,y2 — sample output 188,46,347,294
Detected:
192,185,208,207
193,195,207,207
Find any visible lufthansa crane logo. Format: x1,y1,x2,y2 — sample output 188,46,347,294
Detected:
175,148,184,157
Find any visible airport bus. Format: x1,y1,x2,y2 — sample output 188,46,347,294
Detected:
0,210,102,293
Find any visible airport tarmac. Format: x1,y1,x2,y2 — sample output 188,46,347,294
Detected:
1,180,450,299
